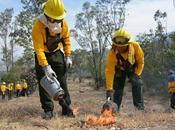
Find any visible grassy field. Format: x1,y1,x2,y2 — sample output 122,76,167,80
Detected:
0,79,175,130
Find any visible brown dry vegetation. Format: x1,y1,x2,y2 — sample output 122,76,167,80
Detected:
0,79,175,130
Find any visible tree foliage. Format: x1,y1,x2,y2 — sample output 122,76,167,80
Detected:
70,49,91,82
0,8,14,72
10,0,45,68
136,10,175,94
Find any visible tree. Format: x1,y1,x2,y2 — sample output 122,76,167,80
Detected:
169,32,175,48
95,0,130,39
72,0,130,89
10,0,46,70
1,0,46,84
165,32,175,71
154,10,167,67
0,8,14,72
71,49,91,82
136,10,175,94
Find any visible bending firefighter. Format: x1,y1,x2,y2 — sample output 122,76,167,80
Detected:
105,28,144,111
15,82,22,97
32,0,73,120
21,80,29,96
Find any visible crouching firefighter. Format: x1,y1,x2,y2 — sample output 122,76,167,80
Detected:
32,0,74,120
105,28,144,111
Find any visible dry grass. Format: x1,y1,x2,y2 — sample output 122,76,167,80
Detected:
0,79,175,130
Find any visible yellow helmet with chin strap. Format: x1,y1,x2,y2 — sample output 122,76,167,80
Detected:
42,0,66,20
112,28,131,47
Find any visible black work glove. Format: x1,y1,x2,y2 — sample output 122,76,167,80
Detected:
130,74,143,85
106,90,113,100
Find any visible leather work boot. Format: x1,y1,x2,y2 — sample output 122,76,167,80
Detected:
59,98,75,117
66,107,75,117
62,106,75,118
42,111,53,120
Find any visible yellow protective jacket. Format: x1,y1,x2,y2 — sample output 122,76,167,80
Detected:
168,81,175,93
32,19,71,67
105,41,144,91
22,82,28,89
1,85,7,92
7,84,13,91
15,84,22,91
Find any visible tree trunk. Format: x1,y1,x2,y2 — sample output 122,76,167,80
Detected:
4,36,9,72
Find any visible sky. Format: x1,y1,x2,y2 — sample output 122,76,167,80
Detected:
0,0,175,50
125,0,175,38
64,0,175,38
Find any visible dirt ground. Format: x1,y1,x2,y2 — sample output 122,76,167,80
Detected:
0,79,175,130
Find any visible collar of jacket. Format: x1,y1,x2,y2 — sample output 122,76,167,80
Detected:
115,43,135,65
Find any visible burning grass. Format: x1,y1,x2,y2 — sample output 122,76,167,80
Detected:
72,106,80,115
86,107,117,126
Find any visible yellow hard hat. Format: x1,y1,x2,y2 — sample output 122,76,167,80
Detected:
43,0,66,20
112,28,131,46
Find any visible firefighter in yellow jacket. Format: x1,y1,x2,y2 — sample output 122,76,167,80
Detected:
7,83,14,100
32,0,73,119
1,82,7,100
105,28,144,111
21,80,28,96
15,82,22,97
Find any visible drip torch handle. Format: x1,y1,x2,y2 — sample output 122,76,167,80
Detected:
53,77,60,86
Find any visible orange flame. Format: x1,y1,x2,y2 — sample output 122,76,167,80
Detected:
86,107,116,126
72,106,80,115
